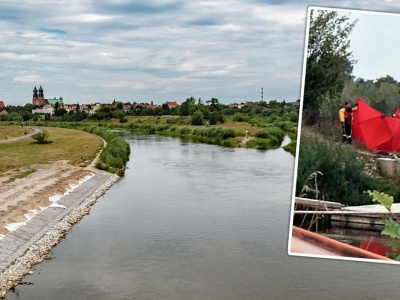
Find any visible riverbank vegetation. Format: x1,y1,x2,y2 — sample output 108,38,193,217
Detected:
297,132,400,206
81,126,130,174
0,98,299,155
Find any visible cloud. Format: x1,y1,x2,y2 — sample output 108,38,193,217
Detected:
13,75,43,83
1,0,400,105
40,28,67,35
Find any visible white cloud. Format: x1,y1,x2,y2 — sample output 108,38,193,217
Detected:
13,75,43,83
1,1,400,105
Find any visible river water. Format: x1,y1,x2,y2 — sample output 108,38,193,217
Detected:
6,134,400,299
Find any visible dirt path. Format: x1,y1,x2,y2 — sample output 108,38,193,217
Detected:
239,136,253,147
0,128,41,144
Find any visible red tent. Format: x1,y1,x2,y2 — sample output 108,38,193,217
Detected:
394,107,400,119
352,98,400,152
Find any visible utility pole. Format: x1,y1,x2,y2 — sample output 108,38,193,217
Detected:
261,87,263,102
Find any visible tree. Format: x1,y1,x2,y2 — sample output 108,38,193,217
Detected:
375,75,397,88
54,108,67,117
114,109,126,119
8,112,22,121
186,97,196,104
116,102,123,110
206,98,219,107
342,76,400,116
179,101,190,116
191,110,204,125
20,111,32,121
209,111,222,125
304,9,357,124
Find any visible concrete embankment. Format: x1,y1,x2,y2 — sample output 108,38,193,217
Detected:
0,172,119,298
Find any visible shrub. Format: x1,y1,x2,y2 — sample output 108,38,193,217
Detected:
296,135,400,205
255,126,285,146
221,138,237,147
232,113,249,122
209,111,222,125
191,110,204,125
283,141,296,156
254,138,270,150
31,130,52,144
82,126,130,174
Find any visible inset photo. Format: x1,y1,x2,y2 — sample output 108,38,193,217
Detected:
289,6,400,263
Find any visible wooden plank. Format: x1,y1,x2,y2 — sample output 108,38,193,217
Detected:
294,197,344,210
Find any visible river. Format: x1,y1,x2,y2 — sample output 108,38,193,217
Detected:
6,134,400,299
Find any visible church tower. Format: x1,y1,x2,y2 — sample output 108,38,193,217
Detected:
32,86,38,105
37,85,45,105
32,85,47,106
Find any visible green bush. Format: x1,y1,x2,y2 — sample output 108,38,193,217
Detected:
232,113,249,122
179,127,192,135
31,130,52,144
220,138,237,147
191,110,204,125
208,111,223,125
296,135,400,206
283,141,296,156
82,126,130,174
255,126,285,146
254,138,271,150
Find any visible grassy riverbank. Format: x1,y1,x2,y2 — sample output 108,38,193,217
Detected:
0,124,130,175
93,115,297,153
1,99,299,155
0,126,103,172
296,127,400,206
0,113,295,174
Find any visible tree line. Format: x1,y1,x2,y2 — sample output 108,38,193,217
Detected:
0,97,299,126
303,10,400,124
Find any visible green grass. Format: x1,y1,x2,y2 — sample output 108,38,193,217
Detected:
296,134,400,206
283,141,296,155
98,116,297,153
3,169,36,183
122,116,259,136
0,127,104,172
0,125,34,140
82,126,130,174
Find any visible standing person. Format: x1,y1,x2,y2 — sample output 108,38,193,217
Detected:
343,102,353,144
338,102,348,142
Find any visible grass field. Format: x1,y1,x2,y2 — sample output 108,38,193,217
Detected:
119,115,259,136
0,126,104,172
0,125,34,140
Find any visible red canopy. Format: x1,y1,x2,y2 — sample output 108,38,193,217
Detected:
352,98,400,152
394,107,400,119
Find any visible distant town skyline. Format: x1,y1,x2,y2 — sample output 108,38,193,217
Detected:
2,1,400,106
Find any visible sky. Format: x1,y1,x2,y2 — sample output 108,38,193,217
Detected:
2,1,400,106
348,10,400,81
